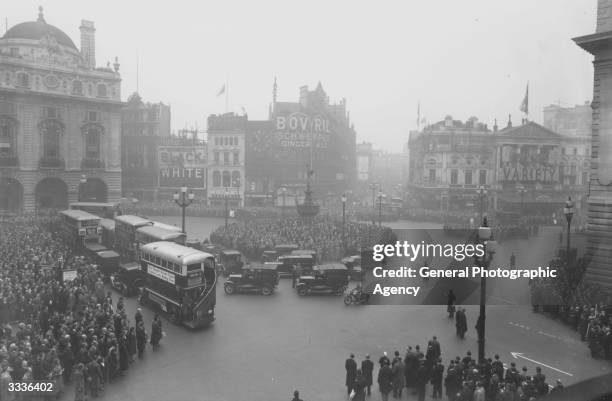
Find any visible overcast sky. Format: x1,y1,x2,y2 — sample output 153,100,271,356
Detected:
3,0,597,151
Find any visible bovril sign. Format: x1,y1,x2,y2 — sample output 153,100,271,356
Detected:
275,113,331,149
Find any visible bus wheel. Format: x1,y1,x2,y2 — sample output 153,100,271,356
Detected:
224,284,235,295
334,287,344,296
297,286,308,296
168,307,179,324
261,286,272,296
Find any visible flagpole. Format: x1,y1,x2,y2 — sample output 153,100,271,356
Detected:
225,80,229,113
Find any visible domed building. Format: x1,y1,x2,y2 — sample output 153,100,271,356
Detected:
0,7,122,212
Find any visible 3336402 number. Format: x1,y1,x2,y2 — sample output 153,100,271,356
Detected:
8,382,54,392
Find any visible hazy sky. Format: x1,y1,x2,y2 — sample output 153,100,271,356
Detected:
3,0,597,151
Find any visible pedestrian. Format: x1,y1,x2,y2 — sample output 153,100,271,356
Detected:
73,363,86,401
150,314,163,350
431,359,444,399
127,327,137,363
428,336,441,361
473,381,485,401
379,351,390,368
377,360,393,401
135,308,143,325
291,390,303,401
119,337,129,374
352,369,367,401
447,290,456,318
391,356,405,398
136,320,147,358
86,357,102,397
361,354,374,396
345,353,357,396
415,361,429,401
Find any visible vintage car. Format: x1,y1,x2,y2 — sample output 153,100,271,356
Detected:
290,249,318,263
296,263,349,296
274,244,299,257
342,255,363,281
276,254,315,277
224,264,279,296
218,249,244,277
110,262,146,296
95,250,120,280
261,250,278,263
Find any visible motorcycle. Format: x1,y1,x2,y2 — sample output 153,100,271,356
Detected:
344,289,370,305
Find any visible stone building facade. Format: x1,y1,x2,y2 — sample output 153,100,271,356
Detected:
0,8,122,212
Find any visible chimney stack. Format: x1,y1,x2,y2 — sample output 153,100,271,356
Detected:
79,20,96,69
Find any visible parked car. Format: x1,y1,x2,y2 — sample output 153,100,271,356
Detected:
110,262,146,296
219,249,244,277
296,263,349,296
224,264,279,296
277,254,315,277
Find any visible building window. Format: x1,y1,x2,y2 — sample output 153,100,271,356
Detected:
84,126,101,160
88,84,93,96
450,169,458,185
72,80,83,95
10,48,19,57
232,171,241,187
586,148,590,157
43,107,59,119
17,72,30,88
479,170,487,185
40,120,62,160
223,151,229,165
222,171,231,187
213,151,219,164
428,169,436,182
573,148,577,156
561,147,566,155
582,171,588,185
97,84,107,98
212,171,221,187
0,118,16,158
214,137,219,146
464,170,472,185
87,111,100,122
233,151,239,165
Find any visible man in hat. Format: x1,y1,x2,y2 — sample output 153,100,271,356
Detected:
345,353,357,396
291,390,303,401
492,354,504,380
361,354,374,396
379,352,390,368
431,358,444,399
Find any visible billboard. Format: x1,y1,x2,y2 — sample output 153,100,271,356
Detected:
158,145,206,189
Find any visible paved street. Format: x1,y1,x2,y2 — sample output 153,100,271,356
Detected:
53,218,610,401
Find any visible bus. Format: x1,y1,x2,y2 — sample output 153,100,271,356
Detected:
59,210,101,250
99,218,116,250
135,226,186,247
114,215,153,262
151,221,182,233
138,241,217,328
69,202,121,219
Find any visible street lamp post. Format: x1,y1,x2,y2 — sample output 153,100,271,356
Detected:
477,185,488,221
79,174,87,202
173,184,195,234
281,187,287,219
564,196,574,262
341,193,347,256
378,190,384,227
370,182,378,225
475,216,497,362
224,187,230,229
516,183,527,214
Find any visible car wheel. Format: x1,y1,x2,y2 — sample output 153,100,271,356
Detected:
224,284,235,295
335,287,345,296
344,295,352,305
297,286,308,296
261,286,272,296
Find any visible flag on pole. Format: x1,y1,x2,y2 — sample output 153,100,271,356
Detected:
216,84,226,98
520,83,529,115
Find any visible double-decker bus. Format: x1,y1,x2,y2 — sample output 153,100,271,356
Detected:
114,215,153,262
139,241,217,328
69,202,121,219
135,226,186,247
59,210,101,250
99,218,116,249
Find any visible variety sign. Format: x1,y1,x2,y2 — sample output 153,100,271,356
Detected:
158,146,206,189
499,164,560,183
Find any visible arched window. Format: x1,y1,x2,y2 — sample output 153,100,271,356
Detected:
222,171,231,187
97,84,107,98
232,171,241,187
212,171,221,187
72,80,83,95
40,120,63,161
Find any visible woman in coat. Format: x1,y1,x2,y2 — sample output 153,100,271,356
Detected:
136,321,147,358
118,337,129,374
150,314,162,350
126,327,137,363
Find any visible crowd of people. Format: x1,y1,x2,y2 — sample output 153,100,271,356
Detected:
210,217,396,261
344,338,559,401
0,216,164,400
